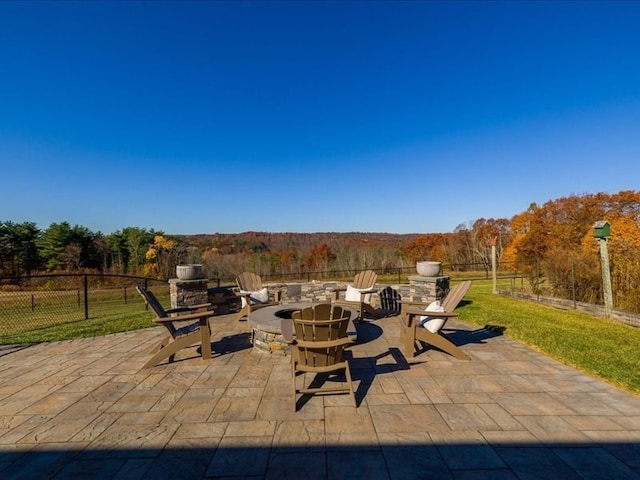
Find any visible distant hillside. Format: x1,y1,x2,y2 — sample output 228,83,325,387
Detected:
178,231,423,253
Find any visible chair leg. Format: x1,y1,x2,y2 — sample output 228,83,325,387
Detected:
150,335,171,354
236,304,250,321
362,303,380,318
345,363,356,407
142,332,201,368
402,326,417,359
415,330,471,361
291,359,298,412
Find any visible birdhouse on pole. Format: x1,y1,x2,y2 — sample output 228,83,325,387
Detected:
593,220,613,317
593,220,611,239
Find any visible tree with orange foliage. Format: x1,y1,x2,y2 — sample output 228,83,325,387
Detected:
144,235,178,279
306,244,336,271
402,234,449,264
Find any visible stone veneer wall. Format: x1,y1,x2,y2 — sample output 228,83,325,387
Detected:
167,278,452,313
263,278,450,307
169,279,209,308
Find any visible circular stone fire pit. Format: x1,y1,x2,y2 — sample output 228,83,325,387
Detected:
247,303,357,355
247,304,310,355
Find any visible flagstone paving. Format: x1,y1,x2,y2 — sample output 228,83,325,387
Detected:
1,312,640,479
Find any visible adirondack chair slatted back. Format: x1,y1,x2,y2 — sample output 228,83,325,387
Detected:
293,310,350,368
136,286,178,337
236,272,263,292
293,304,346,321
293,304,350,366
137,286,168,317
441,281,472,313
352,270,377,289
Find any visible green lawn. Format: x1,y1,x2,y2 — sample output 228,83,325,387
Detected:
0,309,155,345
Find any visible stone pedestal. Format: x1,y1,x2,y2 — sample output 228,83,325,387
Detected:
169,278,209,308
407,275,450,303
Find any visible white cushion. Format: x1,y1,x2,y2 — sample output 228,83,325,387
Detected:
240,287,269,307
345,285,372,304
419,300,446,333
345,285,361,302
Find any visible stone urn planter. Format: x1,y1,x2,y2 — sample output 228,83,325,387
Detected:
416,261,441,277
175,264,204,280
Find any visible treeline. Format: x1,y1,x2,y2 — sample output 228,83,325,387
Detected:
2,190,640,311
0,223,181,279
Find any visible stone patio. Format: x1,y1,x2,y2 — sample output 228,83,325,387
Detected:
1,312,640,479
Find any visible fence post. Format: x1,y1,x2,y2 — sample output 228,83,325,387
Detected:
490,238,497,294
571,260,576,309
84,274,89,320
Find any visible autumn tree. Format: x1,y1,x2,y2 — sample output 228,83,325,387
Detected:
144,235,178,279
402,234,449,264
121,227,156,274
605,214,640,311
306,244,336,271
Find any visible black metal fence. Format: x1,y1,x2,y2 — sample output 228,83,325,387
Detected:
0,274,169,338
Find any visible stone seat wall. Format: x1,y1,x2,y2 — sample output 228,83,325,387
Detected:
195,278,450,315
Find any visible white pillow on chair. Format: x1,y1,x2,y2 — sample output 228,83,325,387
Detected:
240,287,269,307
345,285,362,302
420,300,446,333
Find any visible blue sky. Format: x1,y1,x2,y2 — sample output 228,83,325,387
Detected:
1,1,639,235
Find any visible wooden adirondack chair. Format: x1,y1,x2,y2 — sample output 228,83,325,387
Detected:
136,286,215,368
399,281,472,361
234,272,282,321
332,269,380,322
291,304,356,411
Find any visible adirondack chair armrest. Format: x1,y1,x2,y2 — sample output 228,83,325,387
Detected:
401,309,458,329
333,286,378,302
331,286,347,300
359,288,378,295
165,303,211,315
404,309,459,318
153,309,214,324
398,300,446,313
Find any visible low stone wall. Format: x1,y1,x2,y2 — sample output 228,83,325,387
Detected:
266,278,448,307
499,290,640,328
177,279,451,315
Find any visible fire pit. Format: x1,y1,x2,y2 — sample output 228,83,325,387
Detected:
247,303,357,354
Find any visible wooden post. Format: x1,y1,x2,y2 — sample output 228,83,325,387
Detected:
490,237,497,294
598,238,613,317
